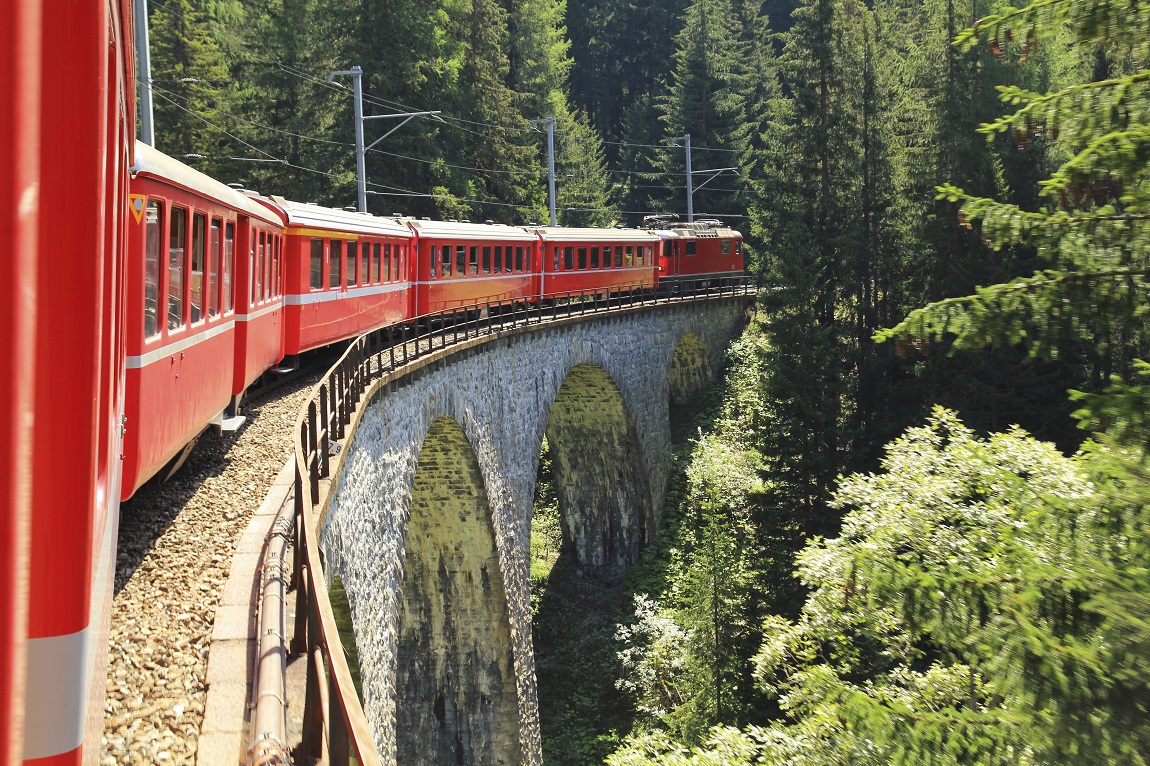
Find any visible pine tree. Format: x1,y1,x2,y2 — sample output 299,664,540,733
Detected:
656,0,749,221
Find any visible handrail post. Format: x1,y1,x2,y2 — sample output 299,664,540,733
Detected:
319,388,330,478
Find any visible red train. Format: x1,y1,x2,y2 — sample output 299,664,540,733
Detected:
118,149,744,506
1,7,742,762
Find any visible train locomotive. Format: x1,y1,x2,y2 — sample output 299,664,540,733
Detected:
1,6,743,760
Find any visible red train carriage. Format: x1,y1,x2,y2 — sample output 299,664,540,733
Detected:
123,144,285,501
408,219,538,315
532,226,660,297
266,198,414,355
231,192,288,414
3,0,136,763
653,220,744,284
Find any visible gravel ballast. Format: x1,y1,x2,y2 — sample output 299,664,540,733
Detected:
101,372,320,765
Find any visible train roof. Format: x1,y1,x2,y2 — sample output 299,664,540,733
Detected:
404,218,538,241
265,197,413,237
130,142,283,227
528,226,660,243
654,225,743,239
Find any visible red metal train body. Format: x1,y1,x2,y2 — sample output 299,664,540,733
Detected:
1,6,743,760
2,1,136,763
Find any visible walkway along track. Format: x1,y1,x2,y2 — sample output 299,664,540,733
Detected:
251,278,757,765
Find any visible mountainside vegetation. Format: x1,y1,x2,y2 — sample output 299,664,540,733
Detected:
145,0,1149,762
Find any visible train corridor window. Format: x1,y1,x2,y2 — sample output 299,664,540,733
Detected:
372,242,381,283
144,201,163,338
348,241,359,286
480,246,490,274
264,232,272,300
721,239,732,255
274,236,282,297
330,240,344,289
383,243,392,283
625,246,634,266
208,219,221,318
224,222,235,312
357,242,367,285
455,245,466,276
168,208,186,329
577,246,587,270
615,246,623,268
493,246,502,274
686,240,697,256
563,246,573,271
256,231,266,303
394,244,403,282
516,246,525,273
191,213,206,323
310,238,323,289
469,245,478,276
504,245,513,273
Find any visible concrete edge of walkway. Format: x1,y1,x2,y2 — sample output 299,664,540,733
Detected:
197,455,296,765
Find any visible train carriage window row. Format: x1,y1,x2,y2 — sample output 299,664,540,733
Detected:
146,200,240,340
309,236,409,291
552,244,648,271
429,243,528,279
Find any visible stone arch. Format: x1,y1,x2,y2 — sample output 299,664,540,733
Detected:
395,416,521,765
667,330,713,406
541,363,654,581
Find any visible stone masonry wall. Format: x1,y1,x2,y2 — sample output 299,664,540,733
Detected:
318,299,747,765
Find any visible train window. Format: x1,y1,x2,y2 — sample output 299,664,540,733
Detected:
721,239,731,255
310,238,323,289
208,219,221,318
615,246,623,268
372,242,381,283
469,245,478,276
590,246,599,269
144,201,162,338
274,236,282,297
264,233,272,300
577,246,587,270
224,222,235,312
396,244,404,282
429,245,437,279
686,240,697,256
347,241,358,286
493,246,502,274
437,245,447,278
330,240,343,289
563,246,573,270
514,246,523,273
625,246,634,266
506,245,514,273
455,245,466,276
552,246,559,271
357,242,367,285
480,246,490,274
168,207,186,329
191,213,206,323
256,230,266,303
383,243,392,283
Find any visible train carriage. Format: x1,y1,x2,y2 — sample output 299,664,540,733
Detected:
123,143,284,501
653,220,745,285
408,219,539,315
4,0,136,763
266,198,414,355
532,226,660,297
231,193,287,414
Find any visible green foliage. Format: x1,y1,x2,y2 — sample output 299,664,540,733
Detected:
879,0,1150,394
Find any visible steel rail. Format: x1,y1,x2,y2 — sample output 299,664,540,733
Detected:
251,276,754,764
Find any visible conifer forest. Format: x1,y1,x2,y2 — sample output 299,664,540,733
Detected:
150,0,1149,762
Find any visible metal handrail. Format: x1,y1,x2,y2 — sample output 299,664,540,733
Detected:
271,276,754,764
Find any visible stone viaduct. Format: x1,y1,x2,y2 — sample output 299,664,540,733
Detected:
316,297,747,765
